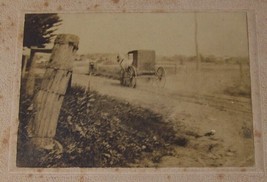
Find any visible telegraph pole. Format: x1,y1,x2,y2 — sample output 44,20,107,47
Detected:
194,12,201,70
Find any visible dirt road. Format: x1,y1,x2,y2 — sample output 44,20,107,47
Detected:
71,74,254,167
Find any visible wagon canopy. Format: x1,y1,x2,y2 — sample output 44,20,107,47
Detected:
127,50,156,74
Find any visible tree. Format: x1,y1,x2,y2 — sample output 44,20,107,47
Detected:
23,14,62,48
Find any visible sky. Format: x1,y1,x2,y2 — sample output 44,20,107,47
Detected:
53,12,249,57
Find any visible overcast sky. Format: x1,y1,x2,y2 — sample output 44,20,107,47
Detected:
54,12,248,57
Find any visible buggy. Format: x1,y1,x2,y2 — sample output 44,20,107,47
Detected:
118,50,166,88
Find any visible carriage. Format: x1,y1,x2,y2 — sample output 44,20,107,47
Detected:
119,50,166,88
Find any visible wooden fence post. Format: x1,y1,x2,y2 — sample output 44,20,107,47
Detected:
29,34,79,147
21,55,29,78
26,49,38,96
22,47,30,78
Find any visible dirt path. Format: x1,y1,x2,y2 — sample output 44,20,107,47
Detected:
71,74,254,167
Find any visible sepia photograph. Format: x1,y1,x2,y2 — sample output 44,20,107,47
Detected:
16,12,254,168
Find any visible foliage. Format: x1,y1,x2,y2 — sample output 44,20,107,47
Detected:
23,14,62,48
17,85,186,167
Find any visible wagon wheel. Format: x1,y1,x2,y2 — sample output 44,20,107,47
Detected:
126,66,137,88
156,67,166,88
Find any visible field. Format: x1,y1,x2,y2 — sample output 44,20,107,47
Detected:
17,55,254,167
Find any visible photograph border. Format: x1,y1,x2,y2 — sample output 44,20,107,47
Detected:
0,0,266,181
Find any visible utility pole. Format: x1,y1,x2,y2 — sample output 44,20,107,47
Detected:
194,12,201,70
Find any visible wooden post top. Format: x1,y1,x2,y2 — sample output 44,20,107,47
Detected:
54,34,79,50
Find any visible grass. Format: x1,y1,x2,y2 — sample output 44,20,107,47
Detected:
16,81,187,167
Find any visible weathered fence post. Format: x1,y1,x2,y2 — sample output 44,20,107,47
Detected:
21,55,29,78
29,34,79,147
26,48,38,96
22,47,30,78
